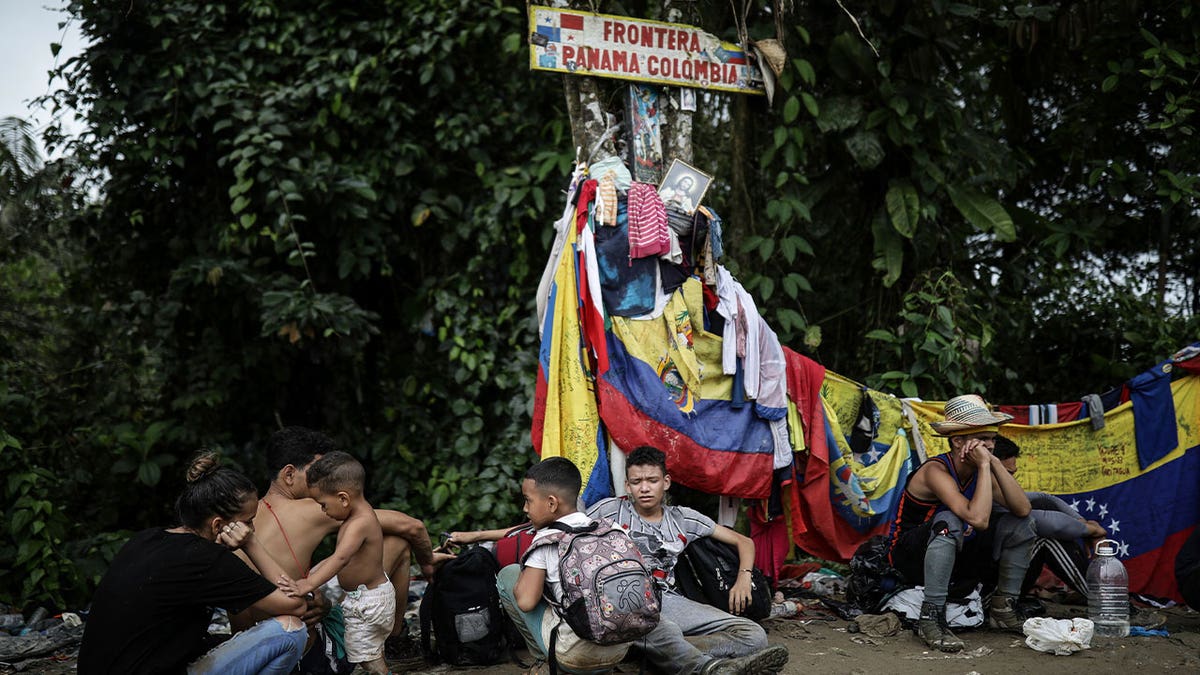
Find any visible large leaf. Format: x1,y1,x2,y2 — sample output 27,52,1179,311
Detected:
871,211,904,287
945,185,1016,241
844,130,885,169
885,180,920,238
816,96,864,133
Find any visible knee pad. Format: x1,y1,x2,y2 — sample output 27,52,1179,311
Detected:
929,518,964,544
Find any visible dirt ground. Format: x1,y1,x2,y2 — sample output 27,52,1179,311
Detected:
394,599,1200,675
7,600,1199,674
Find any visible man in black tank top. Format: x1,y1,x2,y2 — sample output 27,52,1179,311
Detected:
885,395,1034,652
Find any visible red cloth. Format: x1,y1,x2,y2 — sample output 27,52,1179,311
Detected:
999,401,1085,425
782,348,884,562
749,504,790,586
777,562,823,581
574,180,608,375
1177,346,1200,375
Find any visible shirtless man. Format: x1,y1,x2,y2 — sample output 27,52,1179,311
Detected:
234,427,444,666
885,394,1034,653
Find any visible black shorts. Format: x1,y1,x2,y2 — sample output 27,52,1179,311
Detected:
889,520,997,596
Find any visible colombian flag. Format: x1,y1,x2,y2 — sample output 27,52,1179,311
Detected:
598,278,778,499
533,196,779,502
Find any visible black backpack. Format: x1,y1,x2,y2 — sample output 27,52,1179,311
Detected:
673,536,772,621
845,535,907,614
419,545,507,666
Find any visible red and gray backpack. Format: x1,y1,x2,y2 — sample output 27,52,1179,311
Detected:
522,518,661,646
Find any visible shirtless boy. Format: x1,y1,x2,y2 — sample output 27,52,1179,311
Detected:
233,426,443,666
279,451,393,674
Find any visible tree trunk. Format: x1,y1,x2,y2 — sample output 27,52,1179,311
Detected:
564,74,616,163
562,1,616,164
1157,202,1170,314
731,93,754,233
662,0,694,165
663,89,694,165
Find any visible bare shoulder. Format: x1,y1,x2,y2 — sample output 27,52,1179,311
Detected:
908,459,948,499
260,496,339,539
341,510,382,540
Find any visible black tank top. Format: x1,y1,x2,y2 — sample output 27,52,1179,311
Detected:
885,454,978,557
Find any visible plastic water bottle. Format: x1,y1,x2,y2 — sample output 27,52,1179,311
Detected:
18,607,49,636
1087,539,1130,637
768,600,800,618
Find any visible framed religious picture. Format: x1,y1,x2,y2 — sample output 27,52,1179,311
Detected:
657,159,712,215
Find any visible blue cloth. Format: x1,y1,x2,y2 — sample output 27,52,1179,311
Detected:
1099,386,1126,412
1128,361,1177,469
1129,626,1169,637
707,209,724,261
593,198,657,317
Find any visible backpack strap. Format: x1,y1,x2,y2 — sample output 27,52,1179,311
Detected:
548,623,561,675
517,519,602,566
419,581,436,662
544,519,600,535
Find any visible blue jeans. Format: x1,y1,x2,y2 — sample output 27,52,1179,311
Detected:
661,590,768,658
188,615,307,675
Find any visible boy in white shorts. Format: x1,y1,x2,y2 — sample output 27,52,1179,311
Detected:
279,451,394,674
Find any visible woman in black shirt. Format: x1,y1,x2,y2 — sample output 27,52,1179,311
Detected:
79,452,308,674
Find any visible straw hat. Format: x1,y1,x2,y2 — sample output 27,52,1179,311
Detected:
930,394,1013,434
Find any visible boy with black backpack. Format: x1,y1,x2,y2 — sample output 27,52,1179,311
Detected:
501,456,789,674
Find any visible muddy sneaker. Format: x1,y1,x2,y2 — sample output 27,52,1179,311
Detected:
987,594,1024,632
916,601,964,653
700,644,789,674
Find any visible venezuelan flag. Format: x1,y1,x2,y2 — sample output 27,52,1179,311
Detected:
909,373,1200,601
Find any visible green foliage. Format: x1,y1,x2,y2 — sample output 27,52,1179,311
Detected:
0,432,85,607
2,0,1199,608
864,271,994,399
0,0,565,606
732,0,1198,400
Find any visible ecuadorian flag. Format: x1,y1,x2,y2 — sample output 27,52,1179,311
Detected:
786,350,914,561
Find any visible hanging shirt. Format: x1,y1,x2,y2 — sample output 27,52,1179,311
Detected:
594,197,657,316
627,182,670,259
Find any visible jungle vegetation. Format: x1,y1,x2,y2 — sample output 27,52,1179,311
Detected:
1,0,1196,607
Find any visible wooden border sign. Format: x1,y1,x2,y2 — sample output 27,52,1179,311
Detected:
529,5,765,95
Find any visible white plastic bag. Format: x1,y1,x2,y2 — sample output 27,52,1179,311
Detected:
881,585,985,628
1023,617,1094,655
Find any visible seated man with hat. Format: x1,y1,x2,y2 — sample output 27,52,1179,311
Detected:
885,394,1034,652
